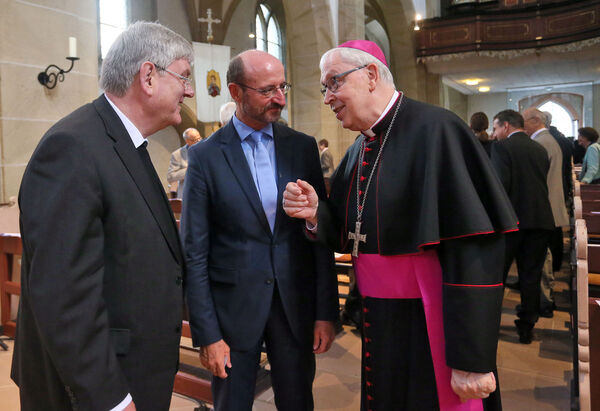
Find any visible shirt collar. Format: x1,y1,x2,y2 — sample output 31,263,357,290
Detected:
232,114,274,142
530,128,547,140
362,90,399,138
507,130,522,138
104,94,147,148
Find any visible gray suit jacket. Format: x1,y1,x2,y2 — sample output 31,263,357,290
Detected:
533,129,569,227
167,145,188,198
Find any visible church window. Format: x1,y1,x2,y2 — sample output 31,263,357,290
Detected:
255,3,283,62
98,0,128,60
539,101,577,138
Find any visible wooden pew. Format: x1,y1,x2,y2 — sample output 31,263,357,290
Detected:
575,219,591,411
0,233,21,339
582,200,600,214
589,297,600,411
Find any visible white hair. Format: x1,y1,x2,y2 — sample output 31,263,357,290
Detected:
219,102,236,125
543,111,552,127
183,128,199,140
319,47,394,87
100,21,194,97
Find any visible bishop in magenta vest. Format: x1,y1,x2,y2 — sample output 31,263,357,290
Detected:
283,40,518,411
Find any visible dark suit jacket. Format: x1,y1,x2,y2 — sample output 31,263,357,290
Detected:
12,95,185,411
181,121,338,351
549,126,573,202
491,131,555,230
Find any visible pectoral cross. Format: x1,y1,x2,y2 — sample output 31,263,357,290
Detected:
198,8,221,43
348,221,366,257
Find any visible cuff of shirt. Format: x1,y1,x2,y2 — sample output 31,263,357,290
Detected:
306,220,318,233
111,394,132,411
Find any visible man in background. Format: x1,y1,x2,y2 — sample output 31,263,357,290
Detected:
491,110,555,343
219,101,236,126
523,107,569,319
167,127,202,198
12,21,192,410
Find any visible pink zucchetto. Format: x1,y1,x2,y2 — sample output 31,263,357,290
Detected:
337,40,387,67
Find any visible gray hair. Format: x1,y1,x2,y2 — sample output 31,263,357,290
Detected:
219,102,236,125
319,47,394,87
543,111,552,127
100,21,194,96
183,128,199,140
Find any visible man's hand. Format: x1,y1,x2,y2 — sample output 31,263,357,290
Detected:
200,339,232,379
450,369,496,402
123,402,136,411
283,179,319,225
313,320,335,354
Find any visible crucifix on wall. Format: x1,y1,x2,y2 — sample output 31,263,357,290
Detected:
198,8,221,43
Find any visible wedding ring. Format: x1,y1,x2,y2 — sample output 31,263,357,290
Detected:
282,198,286,207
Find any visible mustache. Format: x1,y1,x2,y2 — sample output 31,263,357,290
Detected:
266,102,285,111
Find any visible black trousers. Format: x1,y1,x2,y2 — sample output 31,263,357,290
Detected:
549,226,564,272
211,288,316,411
503,229,552,325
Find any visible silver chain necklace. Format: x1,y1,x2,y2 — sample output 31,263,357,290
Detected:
348,94,403,257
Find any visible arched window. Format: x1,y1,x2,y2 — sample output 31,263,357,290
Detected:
255,4,283,62
98,0,128,60
539,101,577,137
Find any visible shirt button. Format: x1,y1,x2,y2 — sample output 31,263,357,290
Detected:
176,276,182,285
265,279,273,285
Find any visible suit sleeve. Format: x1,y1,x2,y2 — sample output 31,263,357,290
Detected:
167,151,187,184
305,140,339,322
19,133,129,410
181,147,223,346
436,233,505,373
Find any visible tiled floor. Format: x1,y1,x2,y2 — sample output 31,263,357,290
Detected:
0,273,573,410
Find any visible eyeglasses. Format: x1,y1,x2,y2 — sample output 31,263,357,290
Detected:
154,64,193,90
236,82,291,97
320,64,367,96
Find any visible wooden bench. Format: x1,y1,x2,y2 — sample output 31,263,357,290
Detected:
575,219,591,411
0,233,22,339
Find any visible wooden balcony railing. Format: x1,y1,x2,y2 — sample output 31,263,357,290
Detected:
417,0,600,57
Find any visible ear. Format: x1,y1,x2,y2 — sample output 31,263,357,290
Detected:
228,83,243,103
138,61,157,97
365,63,380,91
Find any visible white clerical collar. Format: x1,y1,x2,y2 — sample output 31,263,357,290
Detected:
362,90,400,138
104,94,148,149
530,128,547,140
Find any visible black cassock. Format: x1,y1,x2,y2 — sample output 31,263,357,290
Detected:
317,95,518,410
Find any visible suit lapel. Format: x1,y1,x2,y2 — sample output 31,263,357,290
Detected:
93,96,183,264
273,124,293,236
219,122,272,236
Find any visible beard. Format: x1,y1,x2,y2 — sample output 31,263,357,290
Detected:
241,96,284,125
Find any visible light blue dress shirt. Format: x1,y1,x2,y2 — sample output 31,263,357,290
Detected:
232,114,278,187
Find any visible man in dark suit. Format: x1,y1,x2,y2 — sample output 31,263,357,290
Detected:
491,110,555,344
181,50,339,411
12,22,193,410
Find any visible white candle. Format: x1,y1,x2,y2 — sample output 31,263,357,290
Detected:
69,37,77,58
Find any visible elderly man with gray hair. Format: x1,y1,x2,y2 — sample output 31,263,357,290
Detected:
284,40,517,411
13,21,193,410
167,127,202,198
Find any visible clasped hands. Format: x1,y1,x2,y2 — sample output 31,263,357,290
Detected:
451,369,496,402
282,179,318,224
